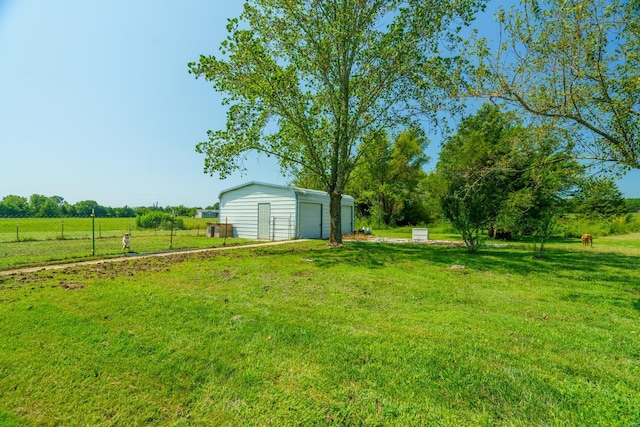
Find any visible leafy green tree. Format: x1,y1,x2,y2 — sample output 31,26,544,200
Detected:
474,0,640,170
189,0,485,244
29,194,62,218
114,206,136,218
573,176,627,218
438,104,581,253
435,104,522,252
496,127,581,253
73,200,107,217
167,205,197,217
348,128,430,227
61,202,76,217
28,194,47,217
49,196,65,207
0,195,29,217
419,173,446,223
134,207,150,217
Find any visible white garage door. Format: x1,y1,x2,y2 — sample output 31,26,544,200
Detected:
299,202,322,238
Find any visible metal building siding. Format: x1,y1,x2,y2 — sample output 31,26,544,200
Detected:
341,204,354,235
219,183,296,240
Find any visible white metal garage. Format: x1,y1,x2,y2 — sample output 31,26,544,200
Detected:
218,182,355,240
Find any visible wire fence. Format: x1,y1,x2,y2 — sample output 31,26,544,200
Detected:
270,216,296,240
0,217,239,270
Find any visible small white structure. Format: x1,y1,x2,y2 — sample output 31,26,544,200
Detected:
194,209,219,219
412,228,429,241
218,182,355,240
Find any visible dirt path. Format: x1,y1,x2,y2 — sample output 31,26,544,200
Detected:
0,237,468,278
0,240,308,277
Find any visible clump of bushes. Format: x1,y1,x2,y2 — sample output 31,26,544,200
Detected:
136,211,185,230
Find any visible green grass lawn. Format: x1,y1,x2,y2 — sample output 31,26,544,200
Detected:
1,237,639,425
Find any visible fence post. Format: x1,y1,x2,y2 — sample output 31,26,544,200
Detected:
61,219,64,240
91,209,95,256
16,224,19,242
170,210,175,249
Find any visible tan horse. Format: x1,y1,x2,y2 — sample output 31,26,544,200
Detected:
581,233,593,247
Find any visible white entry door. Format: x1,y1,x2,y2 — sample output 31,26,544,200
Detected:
258,203,271,239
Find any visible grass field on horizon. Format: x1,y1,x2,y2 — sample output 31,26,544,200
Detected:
0,217,214,241
1,237,638,425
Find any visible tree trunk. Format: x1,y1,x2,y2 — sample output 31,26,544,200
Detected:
329,191,343,245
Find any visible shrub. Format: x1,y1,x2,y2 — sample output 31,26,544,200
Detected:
136,211,185,230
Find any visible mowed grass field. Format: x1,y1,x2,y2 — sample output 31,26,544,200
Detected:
0,217,235,270
1,236,638,425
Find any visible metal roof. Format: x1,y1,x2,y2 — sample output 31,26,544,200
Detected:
218,181,354,201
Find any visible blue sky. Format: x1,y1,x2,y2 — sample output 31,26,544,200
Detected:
0,1,638,208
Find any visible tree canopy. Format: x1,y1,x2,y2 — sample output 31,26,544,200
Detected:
496,125,581,253
435,104,520,251
189,0,486,244
473,0,640,170
571,176,627,218
435,104,580,252
347,128,431,227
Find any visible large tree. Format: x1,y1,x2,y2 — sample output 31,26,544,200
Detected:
474,0,639,170
496,127,581,253
572,176,627,218
435,104,520,252
189,0,485,244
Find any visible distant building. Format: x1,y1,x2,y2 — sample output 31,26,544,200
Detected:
194,209,219,219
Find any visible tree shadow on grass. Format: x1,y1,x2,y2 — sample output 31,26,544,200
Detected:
308,241,639,290
248,241,639,306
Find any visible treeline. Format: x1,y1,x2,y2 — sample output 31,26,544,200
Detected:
623,198,640,213
0,194,213,218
